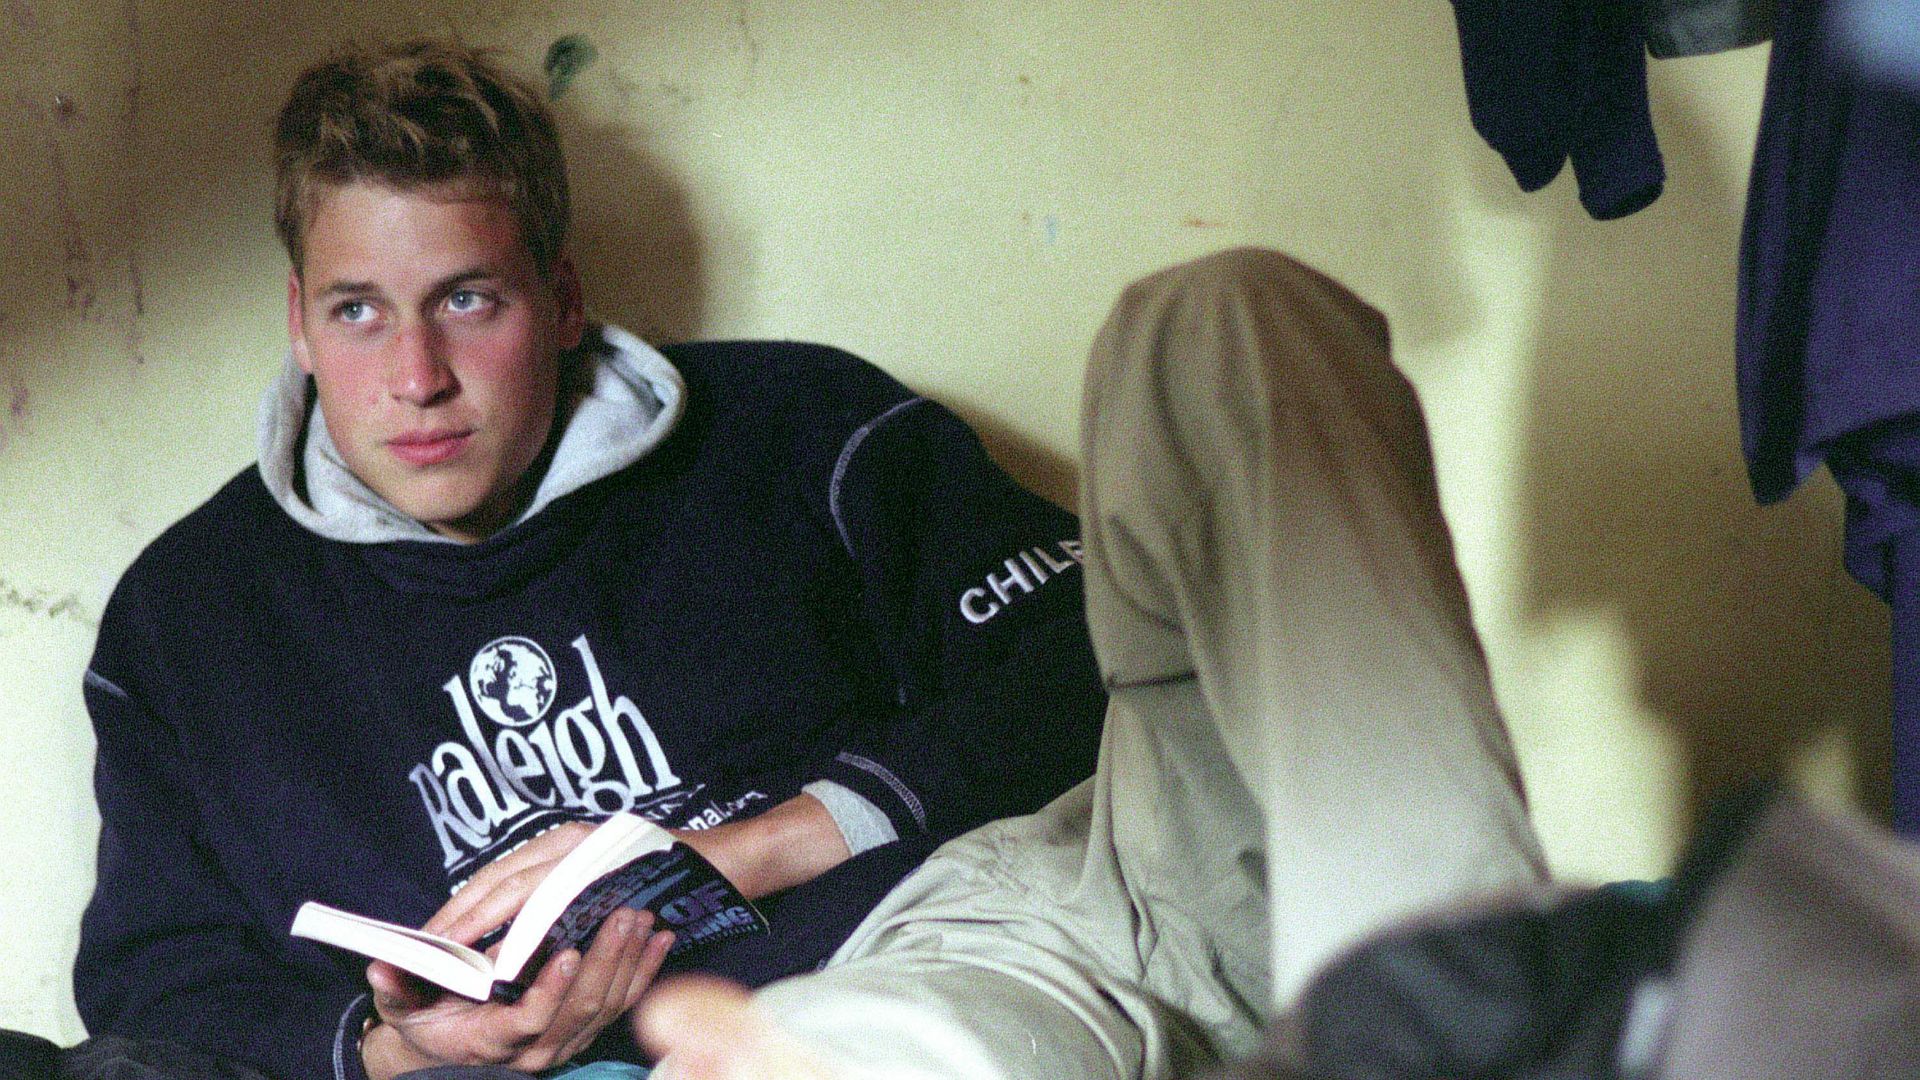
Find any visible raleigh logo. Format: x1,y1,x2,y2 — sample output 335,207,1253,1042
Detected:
411,634,683,869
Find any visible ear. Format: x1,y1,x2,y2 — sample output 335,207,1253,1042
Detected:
287,268,316,374
549,255,587,351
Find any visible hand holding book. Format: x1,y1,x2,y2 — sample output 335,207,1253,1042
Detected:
359,904,670,1080
293,814,767,1003
292,815,769,1080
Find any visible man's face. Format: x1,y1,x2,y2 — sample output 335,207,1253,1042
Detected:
289,181,584,542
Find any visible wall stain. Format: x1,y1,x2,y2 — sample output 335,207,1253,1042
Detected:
606,68,698,110
0,576,96,629
732,0,762,88
129,243,145,319
121,0,147,364
23,93,100,321
51,139,98,320
544,35,597,100
51,92,76,126
0,369,20,455
1182,216,1225,228
124,97,147,363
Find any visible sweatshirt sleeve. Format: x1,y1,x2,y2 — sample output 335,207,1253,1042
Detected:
807,387,1106,841
75,651,375,1080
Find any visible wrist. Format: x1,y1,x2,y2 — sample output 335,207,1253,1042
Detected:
360,1017,433,1080
684,794,851,899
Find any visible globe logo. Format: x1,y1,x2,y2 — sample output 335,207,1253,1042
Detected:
468,636,558,728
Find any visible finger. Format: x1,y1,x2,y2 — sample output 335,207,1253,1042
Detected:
565,908,641,1028
437,862,557,944
420,883,488,938
423,860,532,936
526,908,636,1051
546,911,653,1065
622,925,675,1012
501,944,585,1048
512,909,645,1071
424,823,590,935
596,910,653,1017
427,860,552,940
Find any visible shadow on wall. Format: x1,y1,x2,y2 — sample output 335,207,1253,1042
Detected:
1508,64,1892,827
557,100,708,346
951,402,1079,511
561,88,1079,504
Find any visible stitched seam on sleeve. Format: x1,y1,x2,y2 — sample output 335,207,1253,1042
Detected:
333,993,368,1080
83,669,130,700
829,397,929,558
834,751,928,830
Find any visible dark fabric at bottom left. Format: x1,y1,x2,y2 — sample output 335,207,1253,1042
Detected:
0,1029,58,1080
53,1037,271,1080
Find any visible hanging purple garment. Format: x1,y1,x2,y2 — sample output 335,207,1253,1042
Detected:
1737,0,1920,833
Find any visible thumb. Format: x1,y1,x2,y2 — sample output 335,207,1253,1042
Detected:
366,960,439,1016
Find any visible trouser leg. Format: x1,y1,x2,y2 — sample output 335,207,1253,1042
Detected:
735,776,1222,1080
750,949,1170,1080
1077,247,1547,1009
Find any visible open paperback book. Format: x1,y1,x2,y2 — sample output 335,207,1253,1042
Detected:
291,813,766,1003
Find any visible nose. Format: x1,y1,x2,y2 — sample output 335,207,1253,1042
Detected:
387,323,455,407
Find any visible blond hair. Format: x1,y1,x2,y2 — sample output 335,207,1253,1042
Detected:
274,39,569,276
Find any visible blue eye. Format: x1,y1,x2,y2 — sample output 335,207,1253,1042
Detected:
335,300,375,324
448,289,492,314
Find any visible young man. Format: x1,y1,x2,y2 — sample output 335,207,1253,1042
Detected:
70,40,1103,1080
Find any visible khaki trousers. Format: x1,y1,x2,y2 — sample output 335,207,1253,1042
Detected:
717,249,1549,1080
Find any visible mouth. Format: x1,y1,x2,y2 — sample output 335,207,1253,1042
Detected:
387,430,472,467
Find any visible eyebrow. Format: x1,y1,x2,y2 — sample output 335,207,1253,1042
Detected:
313,267,502,301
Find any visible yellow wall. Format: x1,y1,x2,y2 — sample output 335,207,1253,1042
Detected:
0,0,1887,1042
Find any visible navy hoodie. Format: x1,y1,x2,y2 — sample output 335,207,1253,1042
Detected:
74,333,1105,1079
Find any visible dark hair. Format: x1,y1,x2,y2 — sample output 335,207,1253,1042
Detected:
274,39,569,276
